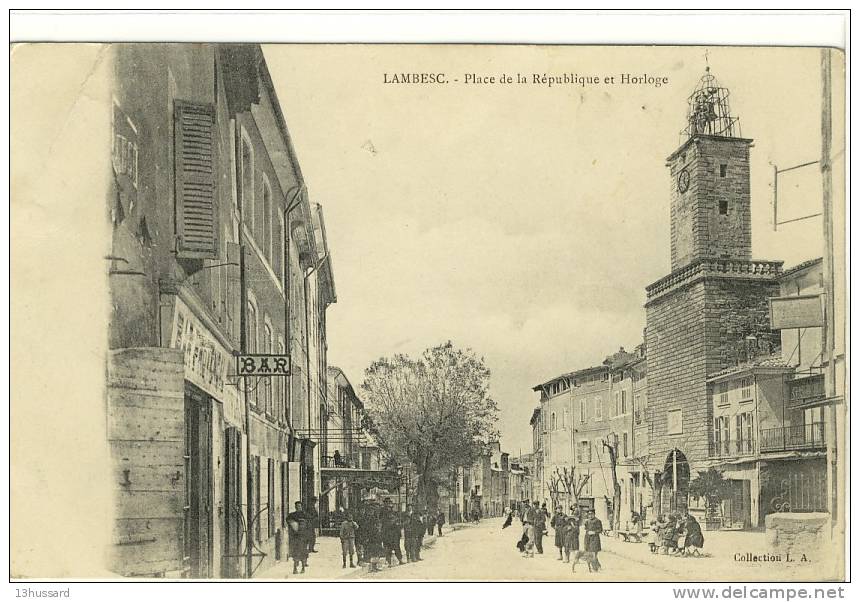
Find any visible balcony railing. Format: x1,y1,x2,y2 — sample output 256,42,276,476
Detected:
322,454,354,468
760,423,826,453
708,423,827,458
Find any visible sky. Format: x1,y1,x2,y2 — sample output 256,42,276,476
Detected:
264,45,830,453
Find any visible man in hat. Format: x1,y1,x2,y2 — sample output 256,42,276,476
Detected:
305,496,320,553
403,504,424,562
380,498,404,566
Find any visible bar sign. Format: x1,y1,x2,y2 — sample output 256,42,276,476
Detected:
236,354,290,377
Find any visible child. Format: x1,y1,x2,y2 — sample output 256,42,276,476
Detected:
648,519,659,553
339,512,359,568
660,516,676,555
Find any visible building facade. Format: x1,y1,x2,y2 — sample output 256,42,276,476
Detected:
107,43,334,578
701,258,830,530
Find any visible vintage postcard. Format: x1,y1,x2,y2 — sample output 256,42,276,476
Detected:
10,37,847,584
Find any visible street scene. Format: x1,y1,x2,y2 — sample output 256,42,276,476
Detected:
10,36,846,584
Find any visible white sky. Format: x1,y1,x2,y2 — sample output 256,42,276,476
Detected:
265,44,831,453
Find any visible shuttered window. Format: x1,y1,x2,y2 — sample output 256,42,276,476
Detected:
175,101,218,258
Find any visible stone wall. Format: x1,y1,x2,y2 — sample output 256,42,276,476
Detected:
669,135,752,271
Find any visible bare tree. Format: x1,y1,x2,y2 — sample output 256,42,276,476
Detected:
602,435,622,531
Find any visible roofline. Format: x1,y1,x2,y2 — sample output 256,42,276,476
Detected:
781,257,823,279
707,364,794,384
532,364,608,391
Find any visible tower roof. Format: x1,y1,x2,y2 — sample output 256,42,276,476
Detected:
683,66,741,139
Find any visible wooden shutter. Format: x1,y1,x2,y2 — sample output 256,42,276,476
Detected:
175,101,218,258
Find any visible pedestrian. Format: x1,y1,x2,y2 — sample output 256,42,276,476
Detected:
286,501,308,574
583,509,603,572
502,508,514,530
436,509,445,536
365,513,384,572
660,515,677,555
551,506,566,560
682,511,705,556
305,496,319,553
562,511,580,565
339,512,358,568
648,519,659,554
354,506,367,564
403,505,423,562
428,510,436,535
533,503,547,554
521,500,536,558
380,498,404,566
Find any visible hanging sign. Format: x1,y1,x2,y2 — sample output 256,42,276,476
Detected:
236,353,290,377
769,294,824,330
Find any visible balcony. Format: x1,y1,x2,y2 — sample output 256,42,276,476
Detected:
322,454,354,468
708,423,827,459
760,423,826,454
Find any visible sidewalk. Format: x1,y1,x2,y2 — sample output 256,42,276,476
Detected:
255,522,471,580
602,529,833,581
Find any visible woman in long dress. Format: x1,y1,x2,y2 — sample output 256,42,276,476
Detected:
582,509,603,572
287,502,308,574
551,507,566,560
682,512,705,556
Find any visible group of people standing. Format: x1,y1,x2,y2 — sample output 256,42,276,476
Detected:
648,511,704,557
512,501,603,573
337,499,447,573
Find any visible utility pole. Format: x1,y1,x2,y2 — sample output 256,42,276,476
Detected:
820,48,839,534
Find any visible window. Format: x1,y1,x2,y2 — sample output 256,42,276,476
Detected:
714,415,730,454
240,134,254,230
621,390,628,415
263,322,273,415
223,227,234,337
562,408,568,429
247,297,258,407
594,397,602,420
551,413,557,431
719,200,728,215
580,398,587,423
717,381,729,406
268,458,275,538
578,440,591,463
613,391,620,417
251,456,261,542
247,299,258,352
736,412,754,453
262,175,273,262
277,338,286,422
740,377,752,401
622,432,629,457
276,213,284,284
667,409,683,435
720,164,727,177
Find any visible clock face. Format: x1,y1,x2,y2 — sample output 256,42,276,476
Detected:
678,168,691,194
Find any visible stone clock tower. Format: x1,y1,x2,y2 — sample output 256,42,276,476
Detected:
668,67,753,270
644,68,783,515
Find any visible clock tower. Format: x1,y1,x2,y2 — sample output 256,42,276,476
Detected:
644,66,783,515
667,67,753,271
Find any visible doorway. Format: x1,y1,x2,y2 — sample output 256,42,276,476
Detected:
185,385,213,578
